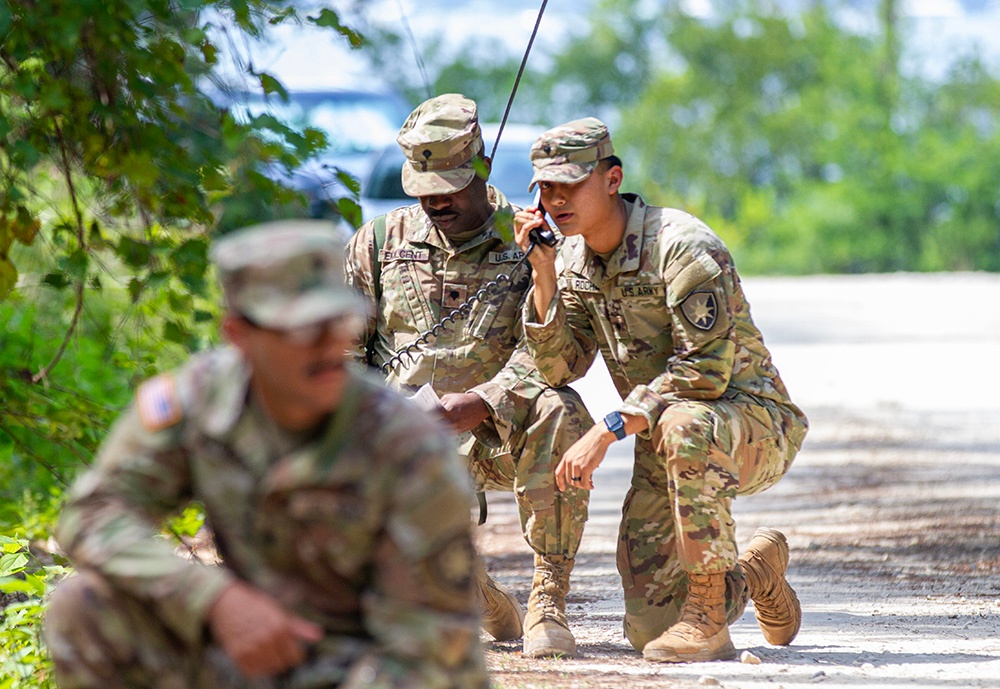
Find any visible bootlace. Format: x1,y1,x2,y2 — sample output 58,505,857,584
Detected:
534,561,568,620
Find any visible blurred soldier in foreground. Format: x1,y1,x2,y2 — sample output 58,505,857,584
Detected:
346,94,592,658
44,221,489,688
513,119,809,663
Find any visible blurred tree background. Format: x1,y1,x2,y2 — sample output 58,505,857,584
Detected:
368,0,1000,274
2,0,1000,684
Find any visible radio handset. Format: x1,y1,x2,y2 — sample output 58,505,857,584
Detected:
528,191,558,249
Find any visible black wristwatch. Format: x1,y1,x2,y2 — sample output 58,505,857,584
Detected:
603,411,626,441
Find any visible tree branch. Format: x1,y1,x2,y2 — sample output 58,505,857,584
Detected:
33,121,87,383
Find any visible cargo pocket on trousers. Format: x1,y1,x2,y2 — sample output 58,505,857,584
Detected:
736,404,789,496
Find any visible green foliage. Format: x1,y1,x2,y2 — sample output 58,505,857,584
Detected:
1,3,361,678
588,0,1000,273
0,0,360,515
0,536,67,689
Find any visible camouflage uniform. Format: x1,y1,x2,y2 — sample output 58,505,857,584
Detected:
45,222,489,689
523,122,809,652
345,97,592,565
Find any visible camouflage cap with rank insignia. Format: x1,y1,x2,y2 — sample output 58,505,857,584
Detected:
211,220,367,329
528,117,614,191
396,93,485,197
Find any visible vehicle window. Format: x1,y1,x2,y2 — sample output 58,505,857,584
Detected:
366,149,407,199
489,149,535,197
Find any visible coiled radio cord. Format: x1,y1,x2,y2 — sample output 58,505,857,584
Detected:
378,245,535,375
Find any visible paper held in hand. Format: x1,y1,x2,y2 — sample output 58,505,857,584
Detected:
408,383,442,412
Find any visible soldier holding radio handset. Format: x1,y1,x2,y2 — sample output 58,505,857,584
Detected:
514,118,809,664
345,94,592,658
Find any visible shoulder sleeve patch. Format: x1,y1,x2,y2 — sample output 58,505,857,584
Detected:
680,290,719,330
136,374,184,432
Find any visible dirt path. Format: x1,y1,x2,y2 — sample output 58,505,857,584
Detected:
477,273,1000,688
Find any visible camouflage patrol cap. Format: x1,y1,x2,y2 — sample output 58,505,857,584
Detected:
397,93,485,196
211,220,366,329
528,117,614,191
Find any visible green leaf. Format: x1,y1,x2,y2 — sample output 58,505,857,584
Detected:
42,272,70,290
12,206,40,245
258,73,288,101
308,9,364,48
115,236,151,269
334,168,361,196
0,552,29,576
493,207,515,244
0,258,17,301
200,39,218,65
127,276,144,303
163,320,187,344
61,247,89,280
336,197,362,228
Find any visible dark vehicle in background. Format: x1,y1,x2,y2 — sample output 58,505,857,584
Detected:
360,123,544,223
225,89,411,218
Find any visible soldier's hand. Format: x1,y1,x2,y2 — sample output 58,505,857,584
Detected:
208,580,324,678
438,392,490,433
514,208,558,269
554,424,615,492
514,207,559,320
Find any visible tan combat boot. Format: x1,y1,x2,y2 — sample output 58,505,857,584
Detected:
642,571,737,663
737,527,801,645
523,554,576,658
474,558,525,641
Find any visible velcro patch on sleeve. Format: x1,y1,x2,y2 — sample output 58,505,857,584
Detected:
136,374,183,432
666,253,722,307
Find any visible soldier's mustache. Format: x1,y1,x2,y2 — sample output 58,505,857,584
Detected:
428,208,458,220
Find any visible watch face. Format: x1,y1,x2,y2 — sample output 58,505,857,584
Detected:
604,412,625,439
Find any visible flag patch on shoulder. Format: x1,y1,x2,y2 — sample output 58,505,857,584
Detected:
136,374,183,431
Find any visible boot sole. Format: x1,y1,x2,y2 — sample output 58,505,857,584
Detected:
523,642,577,659
523,627,576,658
644,641,738,664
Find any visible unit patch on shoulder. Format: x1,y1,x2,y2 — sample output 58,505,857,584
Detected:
680,290,718,331
136,374,183,432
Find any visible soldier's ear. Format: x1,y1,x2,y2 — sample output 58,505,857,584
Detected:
605,164,623,195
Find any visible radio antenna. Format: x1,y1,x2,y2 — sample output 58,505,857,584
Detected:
490,0,549,160
395,0,432,99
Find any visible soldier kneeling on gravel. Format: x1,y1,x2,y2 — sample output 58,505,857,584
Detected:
513,117,810,662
